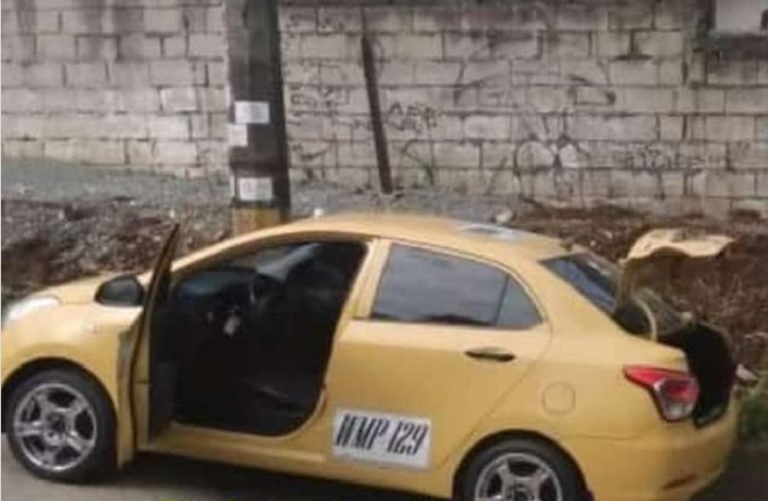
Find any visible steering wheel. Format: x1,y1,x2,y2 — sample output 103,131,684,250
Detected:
248,272,284,318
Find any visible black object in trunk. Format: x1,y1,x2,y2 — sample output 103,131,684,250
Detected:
664,322,737,426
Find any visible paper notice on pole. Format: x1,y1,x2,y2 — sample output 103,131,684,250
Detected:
238,177,274,203
229,175,237,198
234,101,270,125
228,124,248,147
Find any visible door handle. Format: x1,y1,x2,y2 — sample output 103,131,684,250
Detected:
464,347,516,363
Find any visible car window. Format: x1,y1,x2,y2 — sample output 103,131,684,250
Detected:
496,277,543,329
543,253,682,335
174,241,365,301
371,245,541,329
230,243,307,276
544,253,617,314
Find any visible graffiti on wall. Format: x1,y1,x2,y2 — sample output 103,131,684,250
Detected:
385,103,439,136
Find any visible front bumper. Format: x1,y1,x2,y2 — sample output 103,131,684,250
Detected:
563,402,739,501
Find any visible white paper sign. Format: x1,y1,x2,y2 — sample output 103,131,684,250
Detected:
237,176,273,202
332,409,431,469
229,175,237,198
234,101,270,125
228,124,248,147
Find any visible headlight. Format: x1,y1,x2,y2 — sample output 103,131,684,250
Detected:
2,295,61,328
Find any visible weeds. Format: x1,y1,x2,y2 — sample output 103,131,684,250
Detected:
738,357,768,443
740,392,768,443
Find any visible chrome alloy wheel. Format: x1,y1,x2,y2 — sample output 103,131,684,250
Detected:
474,452,564,501
12,382,98,473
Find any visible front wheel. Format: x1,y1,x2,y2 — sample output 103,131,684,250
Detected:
458,438,586,501
5,369,115,482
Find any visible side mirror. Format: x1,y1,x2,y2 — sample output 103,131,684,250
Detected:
95,275,145,307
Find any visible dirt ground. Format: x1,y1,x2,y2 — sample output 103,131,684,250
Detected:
3,194,767,367
509,204,768,366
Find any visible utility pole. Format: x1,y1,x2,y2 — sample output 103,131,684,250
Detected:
224,0,290,234
361,30,393,195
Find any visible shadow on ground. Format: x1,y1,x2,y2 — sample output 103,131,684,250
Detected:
3,439,767,501
2,439,429,501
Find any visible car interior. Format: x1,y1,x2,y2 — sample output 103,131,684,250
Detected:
153,240,367,436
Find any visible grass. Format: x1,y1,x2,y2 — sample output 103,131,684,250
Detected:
740,397,768,443
739,374,768,443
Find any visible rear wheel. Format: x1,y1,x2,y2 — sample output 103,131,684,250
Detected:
458,438,585,501
5,369,115,482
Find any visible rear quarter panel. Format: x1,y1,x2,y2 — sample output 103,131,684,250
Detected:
432,258,693,492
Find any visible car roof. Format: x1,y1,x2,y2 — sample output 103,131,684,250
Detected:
279,213,570,264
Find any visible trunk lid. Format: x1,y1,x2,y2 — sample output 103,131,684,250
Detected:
617,228,734,305
618,229,738,426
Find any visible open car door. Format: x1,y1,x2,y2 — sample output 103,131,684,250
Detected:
117,224,180,462
617,228,733,305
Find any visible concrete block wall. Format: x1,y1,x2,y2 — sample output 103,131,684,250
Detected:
1,0,228,174
279,0,768,215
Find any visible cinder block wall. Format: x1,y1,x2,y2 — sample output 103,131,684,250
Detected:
3,0,766,214
279,0,768,215
1,0,228,174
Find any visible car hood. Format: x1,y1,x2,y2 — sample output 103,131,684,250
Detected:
39,274,117,305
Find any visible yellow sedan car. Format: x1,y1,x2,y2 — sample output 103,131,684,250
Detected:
2,214,739,501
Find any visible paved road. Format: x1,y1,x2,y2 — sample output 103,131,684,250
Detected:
1,439,417,501
2,439,767,501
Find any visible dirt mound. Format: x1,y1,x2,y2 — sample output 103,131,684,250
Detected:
2,199,766,352
512,205,768,343
1,199,230,299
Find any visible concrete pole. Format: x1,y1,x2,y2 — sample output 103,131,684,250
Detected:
224,0,291,234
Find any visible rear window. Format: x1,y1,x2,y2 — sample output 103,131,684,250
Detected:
543,253,682,335
543,253,618,314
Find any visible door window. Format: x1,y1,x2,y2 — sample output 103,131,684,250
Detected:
496,276,544,329
371,245,541,329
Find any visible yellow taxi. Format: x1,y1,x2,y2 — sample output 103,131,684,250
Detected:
1,214,739,501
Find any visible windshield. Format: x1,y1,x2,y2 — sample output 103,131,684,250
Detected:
543,253,683,336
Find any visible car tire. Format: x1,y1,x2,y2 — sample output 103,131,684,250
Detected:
5,368,116,483
457,438,586,501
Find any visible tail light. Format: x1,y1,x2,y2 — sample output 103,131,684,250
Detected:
624,366,700,422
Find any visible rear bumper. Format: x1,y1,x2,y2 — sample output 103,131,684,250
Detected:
563,402,738,501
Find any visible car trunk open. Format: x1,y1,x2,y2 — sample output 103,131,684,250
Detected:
623,228,737,426
661,322,736,425
545,228,738,426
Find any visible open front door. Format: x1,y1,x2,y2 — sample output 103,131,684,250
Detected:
123,225,181,450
